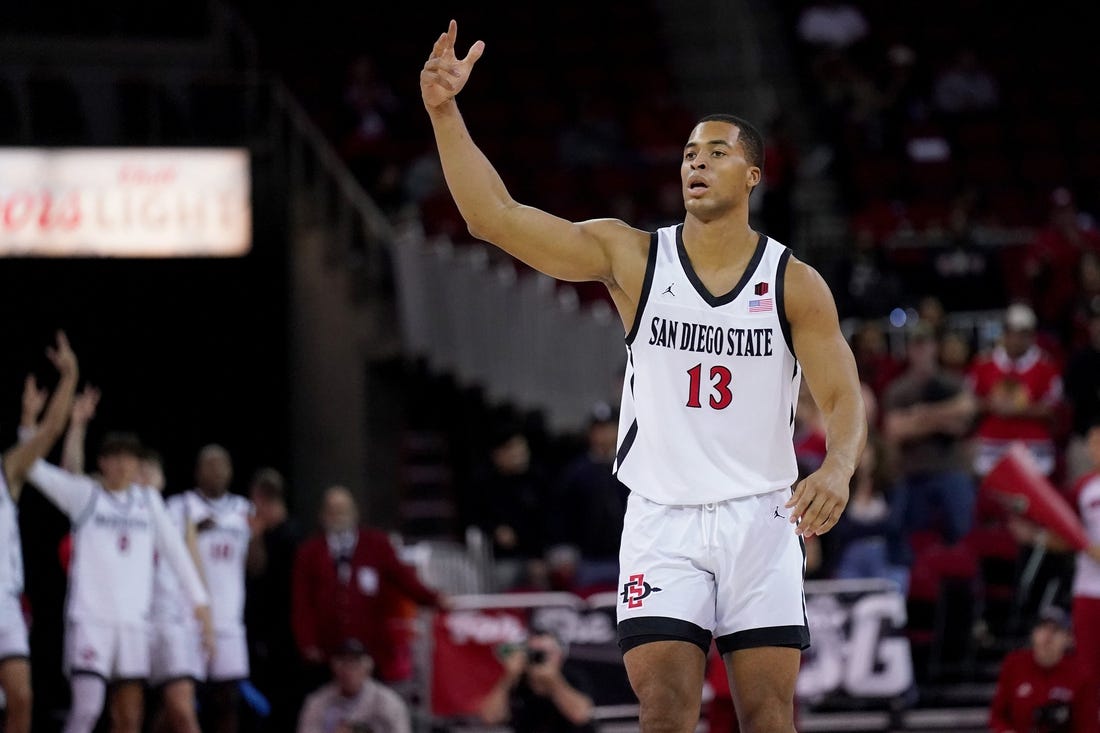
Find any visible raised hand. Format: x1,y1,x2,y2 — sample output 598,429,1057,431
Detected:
21,374,48,425
421,19,485,109
71,386,101,426
45,331,78,378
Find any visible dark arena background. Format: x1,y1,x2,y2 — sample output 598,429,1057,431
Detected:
2,1,1099,732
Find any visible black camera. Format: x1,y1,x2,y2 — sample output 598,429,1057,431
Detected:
526,648,547,664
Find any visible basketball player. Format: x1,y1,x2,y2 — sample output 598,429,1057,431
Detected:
0,332,80,733
421,22,866,733
163,445,253,733
59,390,211,733
27,433,213,733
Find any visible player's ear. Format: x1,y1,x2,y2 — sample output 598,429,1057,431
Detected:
747,166,761,189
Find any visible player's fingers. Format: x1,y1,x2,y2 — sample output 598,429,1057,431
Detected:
420,70,455,91
805,497,841,537
784,481,805,512
461,39,485,67
788,483,816,524
446,19,458,51
429,32,447,58
796,495,827,536
814,510,842,536
424,58,462,77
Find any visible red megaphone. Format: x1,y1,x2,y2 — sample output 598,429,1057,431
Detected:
981,443,1088,550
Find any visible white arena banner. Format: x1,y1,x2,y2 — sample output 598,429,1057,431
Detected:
0,148,251,257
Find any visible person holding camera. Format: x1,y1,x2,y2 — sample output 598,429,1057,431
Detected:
297,639,410,733
989,607,1098,733
478,632,594,733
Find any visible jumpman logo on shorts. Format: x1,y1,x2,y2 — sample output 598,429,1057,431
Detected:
662,283,675,296
773,506,786,520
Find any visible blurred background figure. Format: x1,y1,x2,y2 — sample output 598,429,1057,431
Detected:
296,639,410,733
292,486,445,685
989,607,1097,733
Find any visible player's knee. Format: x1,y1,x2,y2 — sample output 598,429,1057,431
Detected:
634,681,699,731
112,698,144,733
737,696,795,733
5,682,32,733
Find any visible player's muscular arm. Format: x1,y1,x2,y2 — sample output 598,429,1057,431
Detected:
421,21,647,288
783,259,867,538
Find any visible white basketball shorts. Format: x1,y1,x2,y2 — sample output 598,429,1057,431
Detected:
208,624,250,683
65,620,150,680
617,488,809,656
149,621,204,685
150,621,249,684
0,593,29,661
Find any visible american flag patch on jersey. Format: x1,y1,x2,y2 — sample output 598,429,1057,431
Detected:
748,298,773,313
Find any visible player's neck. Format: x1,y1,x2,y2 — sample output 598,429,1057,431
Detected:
103,478,130,492
681,213,757,267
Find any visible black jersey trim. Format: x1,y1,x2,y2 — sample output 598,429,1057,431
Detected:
776,247,796,358
625,231,659,346
618,616,712,656
613,419,639,474
676,225,766,307
715,625,810,654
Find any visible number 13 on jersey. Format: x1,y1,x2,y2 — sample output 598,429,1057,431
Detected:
686,363,733,409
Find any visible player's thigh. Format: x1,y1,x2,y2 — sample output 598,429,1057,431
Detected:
110,680,145,731
724,646,799,730
208,628,249,683
0,656,31,706
623,640,707,712
162,677,197,714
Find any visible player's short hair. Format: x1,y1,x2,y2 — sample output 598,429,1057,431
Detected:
695,114,765,171
98,431,143,459
250,467,285,501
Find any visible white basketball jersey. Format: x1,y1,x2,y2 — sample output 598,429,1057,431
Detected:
1073,473,1100,598
0,462,25,597
68,485,157,624
614,225,801,505
166,491,251,631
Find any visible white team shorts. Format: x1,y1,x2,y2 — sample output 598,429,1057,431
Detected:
0,593,29,661
150,621,249,684
149,621,204,685
65,620,150,680
617,488,810,656
208,625,250,683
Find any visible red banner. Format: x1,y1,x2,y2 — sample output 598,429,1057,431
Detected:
430,610,528,717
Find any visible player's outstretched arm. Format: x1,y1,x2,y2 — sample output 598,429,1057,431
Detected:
783,259,867,537
421,20,643,286
4,332,80,501
61,386,100,474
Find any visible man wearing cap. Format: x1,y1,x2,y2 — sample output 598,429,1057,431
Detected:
297,639,411,733
967,304,1065,477
990,607,1098,733
883,322,979,544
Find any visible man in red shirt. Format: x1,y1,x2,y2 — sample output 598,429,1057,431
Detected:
292,486,447,682
990,607,1099,733
968,304,1064,477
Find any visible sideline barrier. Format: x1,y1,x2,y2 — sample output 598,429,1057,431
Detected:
414,580,916,730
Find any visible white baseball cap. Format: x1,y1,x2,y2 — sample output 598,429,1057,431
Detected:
1005,303,1037,331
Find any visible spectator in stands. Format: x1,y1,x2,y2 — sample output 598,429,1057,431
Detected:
246,468,302,733
829,434,909,591
477,631,595,733
296,639,410,733
292,486,446,684
548,403,627,587
796,1,869,50
968,304,1064,477
989,607,1098,733
939,330,973,378
932,50,1000,116
1065,303,1100,481
471,423,551,569
1069,251,1100,349
883,323,978,543
1024,187,1100,335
